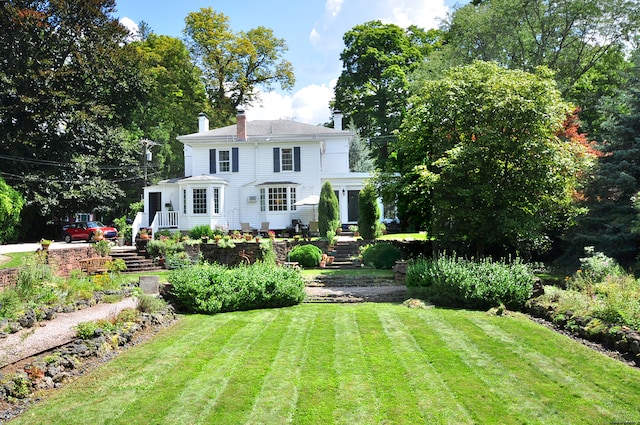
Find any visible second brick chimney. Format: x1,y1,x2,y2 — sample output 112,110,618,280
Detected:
237,109,247,141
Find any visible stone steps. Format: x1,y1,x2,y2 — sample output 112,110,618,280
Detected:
110,247,163,273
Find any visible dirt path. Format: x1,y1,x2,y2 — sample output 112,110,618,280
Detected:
0,297,137,368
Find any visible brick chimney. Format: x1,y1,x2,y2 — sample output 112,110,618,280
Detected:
237,109,247,141
334,110,343,130
198,112,209,133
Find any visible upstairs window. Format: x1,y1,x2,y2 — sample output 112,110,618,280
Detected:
219,150,230,172
273,147,301,172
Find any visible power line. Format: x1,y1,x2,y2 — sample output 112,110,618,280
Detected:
0,154,145,171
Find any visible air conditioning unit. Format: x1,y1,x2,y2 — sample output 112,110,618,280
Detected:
247,195,257,203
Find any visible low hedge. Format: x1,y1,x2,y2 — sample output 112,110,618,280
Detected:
406,256,535,310
167,262,305,314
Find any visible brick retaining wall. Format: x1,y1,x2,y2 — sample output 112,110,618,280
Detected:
0,245,98,290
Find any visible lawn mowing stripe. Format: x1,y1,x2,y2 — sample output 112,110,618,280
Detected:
404,309,535,424
106,312,270,425
331,305,383,424
465,313,621,423
16,314,237,425
355,304,426,424
198,309,293,424
419,309,562,424
160,309,286,425
244,307,317,424
291,305,339,424
481,313,640,422
376,307,474,424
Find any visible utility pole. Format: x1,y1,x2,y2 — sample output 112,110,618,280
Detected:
140,138,158,187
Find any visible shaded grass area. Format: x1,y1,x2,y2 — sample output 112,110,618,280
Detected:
11,304,640,424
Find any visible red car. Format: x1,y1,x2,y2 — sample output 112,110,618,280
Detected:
63,221,118,243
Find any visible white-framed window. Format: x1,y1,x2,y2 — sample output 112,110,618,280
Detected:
193,188,207,214
260,186,297,212
213,187,220,214
281,148,293,171
219,150,230,172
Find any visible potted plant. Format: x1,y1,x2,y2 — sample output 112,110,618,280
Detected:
139,228,151,240
244,233,253,241
92,229,104,242
40,238,52,251
268,230,276,240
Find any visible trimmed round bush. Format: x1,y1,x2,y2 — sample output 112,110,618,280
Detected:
362,243,403,269
288,244,323,268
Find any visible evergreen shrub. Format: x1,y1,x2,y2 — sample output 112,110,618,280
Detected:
362,243,402,269
168,262,305,314
288,244,323,268
406,256,535,310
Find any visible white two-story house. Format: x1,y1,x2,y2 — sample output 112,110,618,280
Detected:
135,110,373,237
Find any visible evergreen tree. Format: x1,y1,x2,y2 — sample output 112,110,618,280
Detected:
348,122,375,172
358,183,381,240
318,182,340,238
568,48,640,266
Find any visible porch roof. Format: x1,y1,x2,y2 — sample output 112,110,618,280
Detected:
158,175,229,185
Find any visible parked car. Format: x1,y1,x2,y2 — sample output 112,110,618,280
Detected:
62,221,118,243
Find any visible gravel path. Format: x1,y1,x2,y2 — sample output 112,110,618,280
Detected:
0,297,137,368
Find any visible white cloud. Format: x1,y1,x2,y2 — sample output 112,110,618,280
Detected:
378,0,449,29
309,28,321,49
119,17,140,42
245,81,336,126
326,0,344,17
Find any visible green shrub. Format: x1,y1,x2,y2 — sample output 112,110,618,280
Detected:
146,238,184,258
406,256,535,310
318,181,340,238
0,288,22,319
362,243,402,269
188,225,215,240
75,321,100,339
136,294,167,314
168,262,305,314
288,244,323,268
358,183,383,239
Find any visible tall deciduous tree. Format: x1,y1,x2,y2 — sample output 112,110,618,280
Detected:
131,33,208,178
0,177,24,243
0,0,146,234
318,181,340,238
395,61,595,256
333,21,442,169
183,8,295,126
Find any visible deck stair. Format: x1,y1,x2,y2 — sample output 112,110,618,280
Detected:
110,247,163,273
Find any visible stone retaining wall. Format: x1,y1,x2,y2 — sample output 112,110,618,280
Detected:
0,246,98,289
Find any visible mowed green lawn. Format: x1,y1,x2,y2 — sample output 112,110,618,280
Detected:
13,303,640,425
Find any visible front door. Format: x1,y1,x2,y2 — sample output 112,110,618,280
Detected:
149,192,162,225
348,190,360,222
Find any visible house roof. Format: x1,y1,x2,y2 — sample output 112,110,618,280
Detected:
157,175,229,185
177,119,351,143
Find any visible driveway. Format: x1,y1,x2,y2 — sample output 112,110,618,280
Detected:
0,241,74,255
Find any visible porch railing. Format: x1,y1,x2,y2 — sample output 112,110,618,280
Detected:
155,211,179,229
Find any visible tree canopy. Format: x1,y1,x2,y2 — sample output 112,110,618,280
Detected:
183,8,295,126
0,0,146,233
333,21,443,169
394,61,596,256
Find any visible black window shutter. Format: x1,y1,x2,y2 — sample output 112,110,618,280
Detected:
209,149,216,174
273,147,280,172
294,146,301,172
232,147,239,172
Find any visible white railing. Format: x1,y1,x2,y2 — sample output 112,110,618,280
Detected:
156,211,179,229
131,212,143,245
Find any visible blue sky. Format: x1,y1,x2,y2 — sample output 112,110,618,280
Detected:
114,0,468,125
